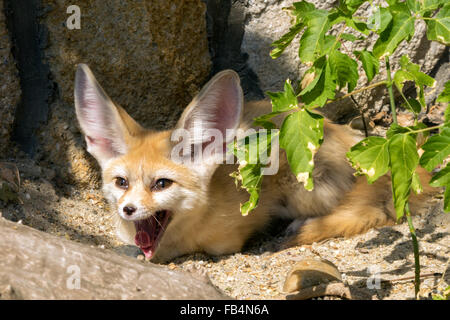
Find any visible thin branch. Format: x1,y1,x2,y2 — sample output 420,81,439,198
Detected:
406,124,444,135
406,203,421,299
323,80,387,106
382,272,442,284
350,95,369,137
385,56,398,124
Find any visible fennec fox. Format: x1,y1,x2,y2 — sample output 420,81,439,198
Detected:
75,64,434,262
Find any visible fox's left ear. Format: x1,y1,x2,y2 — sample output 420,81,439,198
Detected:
173,70,243,177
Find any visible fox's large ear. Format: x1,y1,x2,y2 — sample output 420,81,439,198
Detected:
172,70,243,177
74,64,143,167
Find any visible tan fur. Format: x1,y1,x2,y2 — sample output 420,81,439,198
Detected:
107,100,434,262
75,66,436,262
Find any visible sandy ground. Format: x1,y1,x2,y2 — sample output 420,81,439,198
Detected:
0,155,448,300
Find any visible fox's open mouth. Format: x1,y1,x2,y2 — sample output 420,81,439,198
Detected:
134,210,171,259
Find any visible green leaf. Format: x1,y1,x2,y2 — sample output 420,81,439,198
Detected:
419,0,446,15
342,0,367,14
230,131,278,215
403,98,422,114
291,1,317,23
354,50,379,83
388,133,420,219
436,81,450,103
300,56,336,107
394,55,436,108
406,0,421,12
368,7,393,33
266,79,299,112
399,55,436,88
256,80,299,129
347,136,390,184
420,127,450,171
271,1,318,59
446,105,450,123
253,113,279,130
330,1,369,34
443,185,449,212
335,0,366,18
429,164,450,212
323,35,341,54
280,109,324,190
340,33,358,42
411,171,423,194
230,163,262,216
346,17,370,35
328,49,358,92
387,124,411,139
373,7,415,58
270,23,304,59
298,10,330,63
411,123,431,141
430,164,450,187
426,3,450,45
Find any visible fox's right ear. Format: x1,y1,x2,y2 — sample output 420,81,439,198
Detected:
74,64,141,167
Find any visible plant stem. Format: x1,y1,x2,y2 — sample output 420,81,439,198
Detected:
324,80,387,105
417,16,434,21
385,56,397,124
331,24,347,52
396,84,414,111
406,124,443,135
395,84,419,124
350,95,369,137
406,203,420,299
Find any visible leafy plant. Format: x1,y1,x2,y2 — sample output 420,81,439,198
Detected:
231,0,449,299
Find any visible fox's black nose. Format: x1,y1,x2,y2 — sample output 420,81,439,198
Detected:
123,206,136,216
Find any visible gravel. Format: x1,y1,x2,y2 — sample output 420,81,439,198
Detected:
0,157,448,300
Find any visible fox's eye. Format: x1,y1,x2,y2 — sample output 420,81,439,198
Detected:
115,177,129,190
152,178,173,191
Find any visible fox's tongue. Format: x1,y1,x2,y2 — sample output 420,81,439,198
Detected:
133,211,171,259
135,230,151,247
134,230,153,258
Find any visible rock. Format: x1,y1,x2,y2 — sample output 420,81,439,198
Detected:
0,218,229,299
285,282,373,300
41,0,210,129
240,0,447,121
0,0,21,156
425,55,449,106
0,162,20,191
12,0,211,186
205,0,265,101
283,258,342,293
0,162,20,204
397,112,415,127
2,0,447,185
